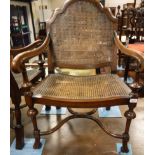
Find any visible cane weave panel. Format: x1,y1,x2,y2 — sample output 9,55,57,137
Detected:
33,74,131,100
50,1,117,68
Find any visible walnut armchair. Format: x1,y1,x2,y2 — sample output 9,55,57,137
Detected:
11,0,144,153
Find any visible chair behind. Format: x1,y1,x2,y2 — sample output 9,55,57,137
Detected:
10,71,24,149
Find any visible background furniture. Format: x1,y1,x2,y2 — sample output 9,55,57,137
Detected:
37,22,48,59
10,71,24,149
109,7,116,16
100,0,105,6
10,5,31,48
38,22,47,40
11,0,143,153
117,6,144,85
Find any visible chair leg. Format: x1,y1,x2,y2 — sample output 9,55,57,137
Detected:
25,93,41,149
121,102,136,153
124,57,130,83
45,105,51,111
106,106,111,111
118,51,121,67
56,106,61,109
14,106,24,149
27,107,41,149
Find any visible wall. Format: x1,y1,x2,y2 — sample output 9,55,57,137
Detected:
31,0,66,37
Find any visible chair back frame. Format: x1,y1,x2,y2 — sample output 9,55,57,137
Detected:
46,0,118,72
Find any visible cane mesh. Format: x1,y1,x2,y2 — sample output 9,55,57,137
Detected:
49,0,117,69
33,74,131,100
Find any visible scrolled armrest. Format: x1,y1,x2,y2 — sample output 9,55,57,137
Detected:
10,39,43,56
114,31,144,66
11,34,50,73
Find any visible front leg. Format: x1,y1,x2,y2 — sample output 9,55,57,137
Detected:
25,92,41,149
121,94,137,153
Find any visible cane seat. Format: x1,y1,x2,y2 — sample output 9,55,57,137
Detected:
32,74,131,107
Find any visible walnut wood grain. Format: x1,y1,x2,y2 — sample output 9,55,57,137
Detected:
11,39,42,55
11,35,50,73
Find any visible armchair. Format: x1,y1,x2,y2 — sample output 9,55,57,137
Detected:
11,0,144,153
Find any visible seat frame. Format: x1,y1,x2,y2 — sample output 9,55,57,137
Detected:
11,0,144,153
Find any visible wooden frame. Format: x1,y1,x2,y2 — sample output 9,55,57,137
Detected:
11,39,46,90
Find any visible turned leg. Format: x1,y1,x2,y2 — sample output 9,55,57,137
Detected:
106,106,111,111
118,50,121,67
56,106,61,110
10,72,24,149
124,56,130,83
38,54,45,80
27,107,41,149
14,105,24,149
45,105,51,111
96,68,101,74
129,64,143,97
25,93,41,149
121,98,137,153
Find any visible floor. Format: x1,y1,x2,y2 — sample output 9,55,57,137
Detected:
10,100,144,155
10,68,144,155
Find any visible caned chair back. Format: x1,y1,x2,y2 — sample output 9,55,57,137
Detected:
47,0,118,71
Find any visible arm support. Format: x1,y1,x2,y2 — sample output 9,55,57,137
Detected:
11,35,50,73
10,39,43,56
114,31,144,66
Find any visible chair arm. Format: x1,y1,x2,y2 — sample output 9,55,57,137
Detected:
10,39,43,56
114,31,144,66
11,35,50,73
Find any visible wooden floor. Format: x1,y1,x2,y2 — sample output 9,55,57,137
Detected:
10,98,144,155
